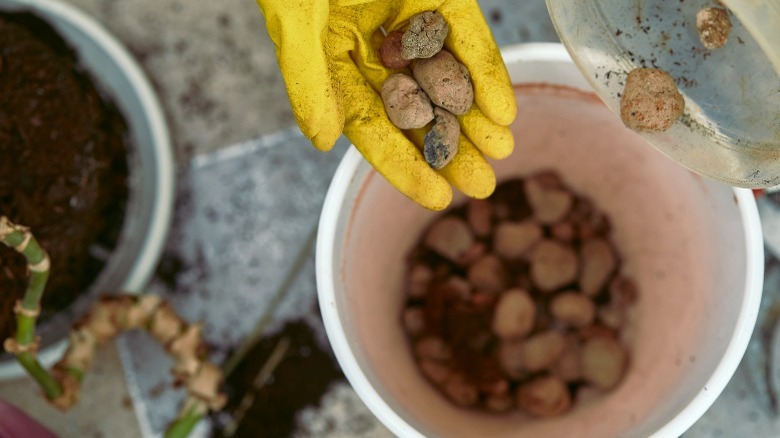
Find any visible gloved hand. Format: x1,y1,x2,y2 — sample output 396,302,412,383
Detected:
258,0,516,210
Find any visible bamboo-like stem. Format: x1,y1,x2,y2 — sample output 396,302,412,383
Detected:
0,216,61,401
0,216,226,435
17,352,63,399
48,294,227,413
165,398,207,438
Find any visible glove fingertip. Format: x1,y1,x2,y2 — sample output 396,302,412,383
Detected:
475,83,517,127
296,103,344,152
483,129,514,160
470,169,496,200
396,159,453,211
440,135,496,200
309,122,343,152
459,108,515,160
488,94,518,127
420,184,453,211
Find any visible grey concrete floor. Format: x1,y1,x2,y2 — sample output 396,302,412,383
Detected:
60,0,297,163
0,0,778,437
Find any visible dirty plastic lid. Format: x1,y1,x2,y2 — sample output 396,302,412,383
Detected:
546,0,780,188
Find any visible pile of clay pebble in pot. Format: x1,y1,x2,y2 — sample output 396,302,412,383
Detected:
402,170,638,417
379,11,472,169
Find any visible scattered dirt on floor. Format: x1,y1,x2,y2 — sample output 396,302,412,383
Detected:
214,320,344,438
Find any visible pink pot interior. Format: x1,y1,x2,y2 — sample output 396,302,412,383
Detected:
333,85,748,437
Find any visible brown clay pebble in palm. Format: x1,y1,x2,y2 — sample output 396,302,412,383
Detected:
530,240,579,292
379,31,411,69
696,7,731,50
517,376,572,418
412,50,474,115
401,11,449,60
381,73,435,130
620,68,685,133
493,220,543,260
581,337,628,390
579,238,617,296
492,289,536,339
424,216,474,263
424,107,460,169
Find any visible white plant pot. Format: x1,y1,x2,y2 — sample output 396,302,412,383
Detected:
0,0,174,379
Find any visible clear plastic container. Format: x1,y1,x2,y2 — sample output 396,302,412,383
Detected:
546,0,780,188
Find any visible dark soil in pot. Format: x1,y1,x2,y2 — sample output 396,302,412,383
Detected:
0,12,129,341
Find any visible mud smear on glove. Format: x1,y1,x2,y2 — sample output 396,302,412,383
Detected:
214,320,345,438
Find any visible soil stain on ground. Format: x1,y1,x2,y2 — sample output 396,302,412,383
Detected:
0,12,129,339
214,320,344,438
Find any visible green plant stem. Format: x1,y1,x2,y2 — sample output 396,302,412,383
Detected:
17,352,62,400
164,400,205,438
0,217,62,401
3,217,223,437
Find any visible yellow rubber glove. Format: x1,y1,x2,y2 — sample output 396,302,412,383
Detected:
258,0,516,210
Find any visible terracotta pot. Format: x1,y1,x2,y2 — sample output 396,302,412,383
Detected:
316,44,763,437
